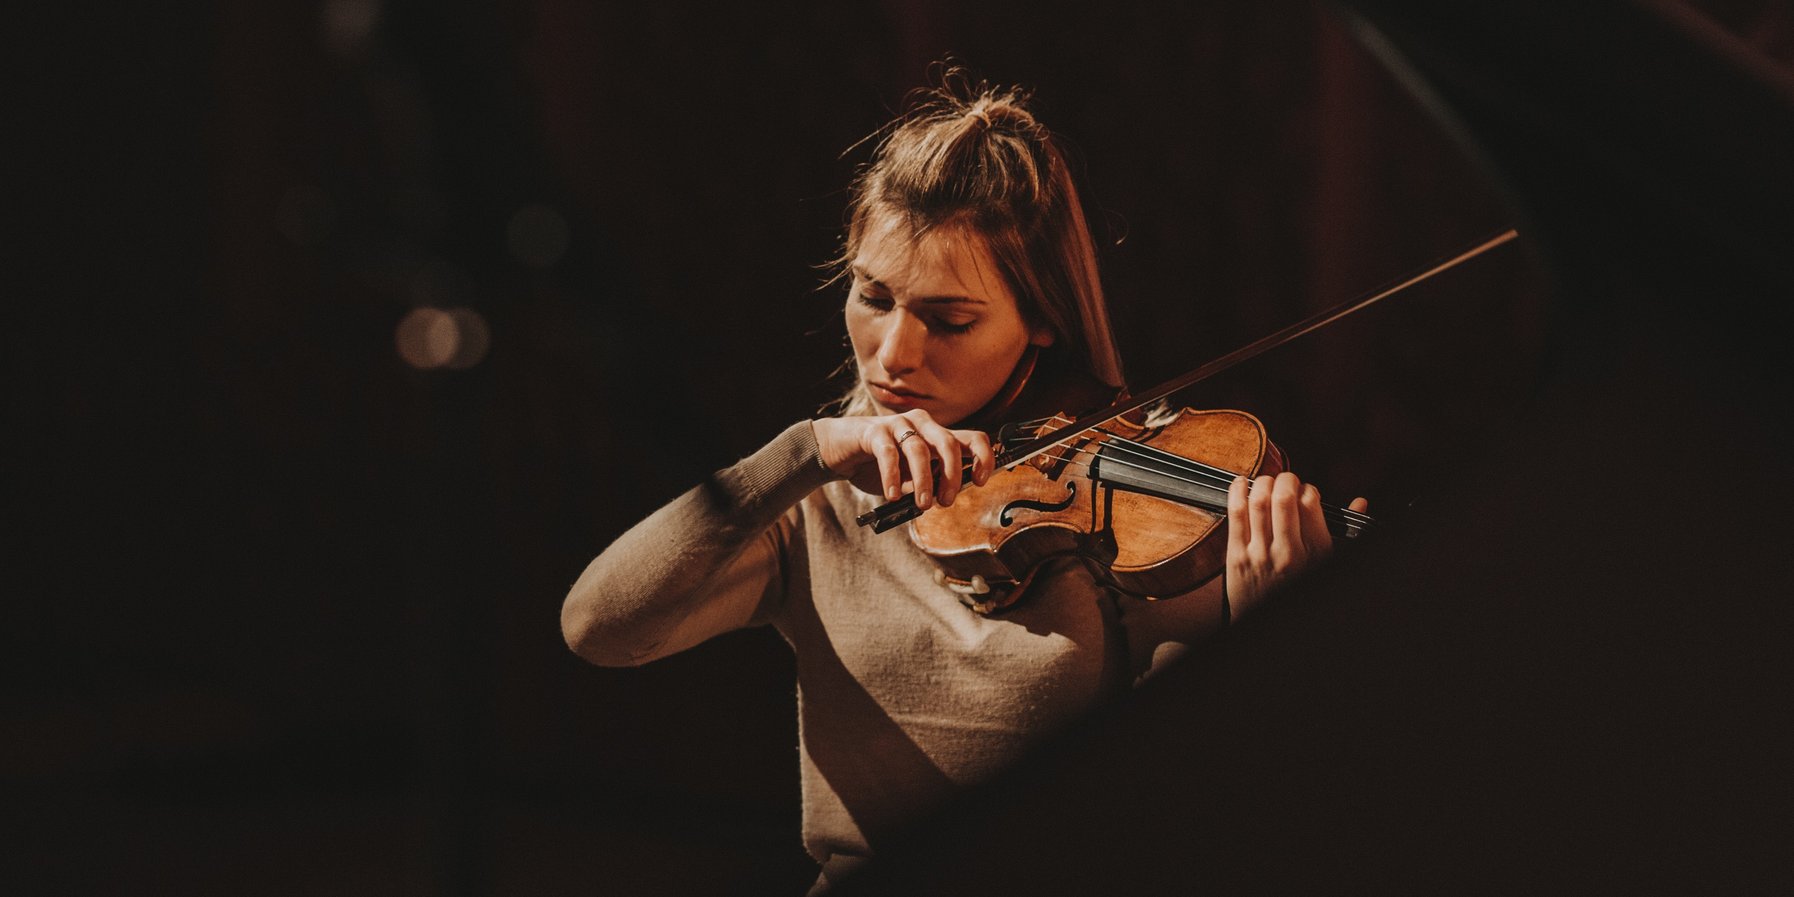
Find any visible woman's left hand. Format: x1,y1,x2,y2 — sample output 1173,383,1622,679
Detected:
1224,472,1369,618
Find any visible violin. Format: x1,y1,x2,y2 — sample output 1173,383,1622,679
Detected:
904,404,1370,613
855,229,1519,612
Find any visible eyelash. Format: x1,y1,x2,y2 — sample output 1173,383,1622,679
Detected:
855,293,975,334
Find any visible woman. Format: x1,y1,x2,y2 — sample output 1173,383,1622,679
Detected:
561,76,1364,888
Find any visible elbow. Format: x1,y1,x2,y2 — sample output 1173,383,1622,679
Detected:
559,608,602,663
561,597,649,668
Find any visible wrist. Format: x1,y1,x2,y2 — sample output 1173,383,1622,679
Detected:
808,418,848,477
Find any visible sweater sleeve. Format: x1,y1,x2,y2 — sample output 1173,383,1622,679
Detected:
562,420,837,667
1117,577,1229,683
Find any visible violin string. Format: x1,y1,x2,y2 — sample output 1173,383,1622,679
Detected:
1031,426,1352,518
1031,441,1371,529
1023,411,1371,525
1031,448,1221,501
1033,449,1367,530
1007,414,1370,527
1088,431,1374,526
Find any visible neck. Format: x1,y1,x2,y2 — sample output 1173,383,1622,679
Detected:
960,346,1122,433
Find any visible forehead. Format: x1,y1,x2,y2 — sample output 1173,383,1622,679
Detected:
852,216,1013,302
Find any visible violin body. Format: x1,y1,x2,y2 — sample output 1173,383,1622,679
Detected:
910,408,1287,611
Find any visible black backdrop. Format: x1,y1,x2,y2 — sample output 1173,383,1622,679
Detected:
10,2,1791,895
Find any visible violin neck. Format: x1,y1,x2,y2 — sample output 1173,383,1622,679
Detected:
1089,443,1369,540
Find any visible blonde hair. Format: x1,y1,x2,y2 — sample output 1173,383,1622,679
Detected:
828,70,1125,417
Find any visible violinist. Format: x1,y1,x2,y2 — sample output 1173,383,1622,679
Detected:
561,74,1367,890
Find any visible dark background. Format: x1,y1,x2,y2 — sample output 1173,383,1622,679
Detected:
10,2,1791,895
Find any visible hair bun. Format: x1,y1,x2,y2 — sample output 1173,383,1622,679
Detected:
965,95,1038,136
902,64,1044,141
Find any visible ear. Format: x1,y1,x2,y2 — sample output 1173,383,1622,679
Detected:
1028,325,1056,348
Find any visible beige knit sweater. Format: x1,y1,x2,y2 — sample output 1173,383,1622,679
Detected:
564,421,1223,881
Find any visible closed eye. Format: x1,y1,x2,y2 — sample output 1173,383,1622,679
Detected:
855,291,894,313
854,287,974,334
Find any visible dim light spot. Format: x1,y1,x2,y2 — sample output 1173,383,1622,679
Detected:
396,307,490,370
323,0,382,56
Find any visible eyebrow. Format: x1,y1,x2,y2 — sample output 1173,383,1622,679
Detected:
851,267,988,305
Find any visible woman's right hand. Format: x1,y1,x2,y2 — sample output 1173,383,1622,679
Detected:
810,411,996,510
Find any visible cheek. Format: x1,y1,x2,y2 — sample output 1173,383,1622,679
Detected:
945,334,1023,400
974,326,1030,373
843,307,875,361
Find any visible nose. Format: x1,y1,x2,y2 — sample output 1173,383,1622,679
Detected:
876,310,927,377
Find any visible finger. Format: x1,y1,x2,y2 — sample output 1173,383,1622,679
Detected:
959,429,995,487
1227,475,1250,556
1248,474,1275,568
1349,496,1370,514
1269,472,1305,569
871,432,904,501
919,421,963,506
896,423,937,509
1298,483,1332,559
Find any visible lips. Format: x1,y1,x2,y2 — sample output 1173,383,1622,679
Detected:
870,382,930,407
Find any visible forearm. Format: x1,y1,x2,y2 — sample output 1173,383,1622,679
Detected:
561,420,836,666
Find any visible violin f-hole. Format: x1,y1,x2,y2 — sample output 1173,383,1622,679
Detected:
998,481,1077,527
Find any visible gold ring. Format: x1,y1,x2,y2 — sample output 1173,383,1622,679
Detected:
896,429,918,444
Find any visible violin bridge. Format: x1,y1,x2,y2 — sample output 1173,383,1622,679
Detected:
1085,485,1119,566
